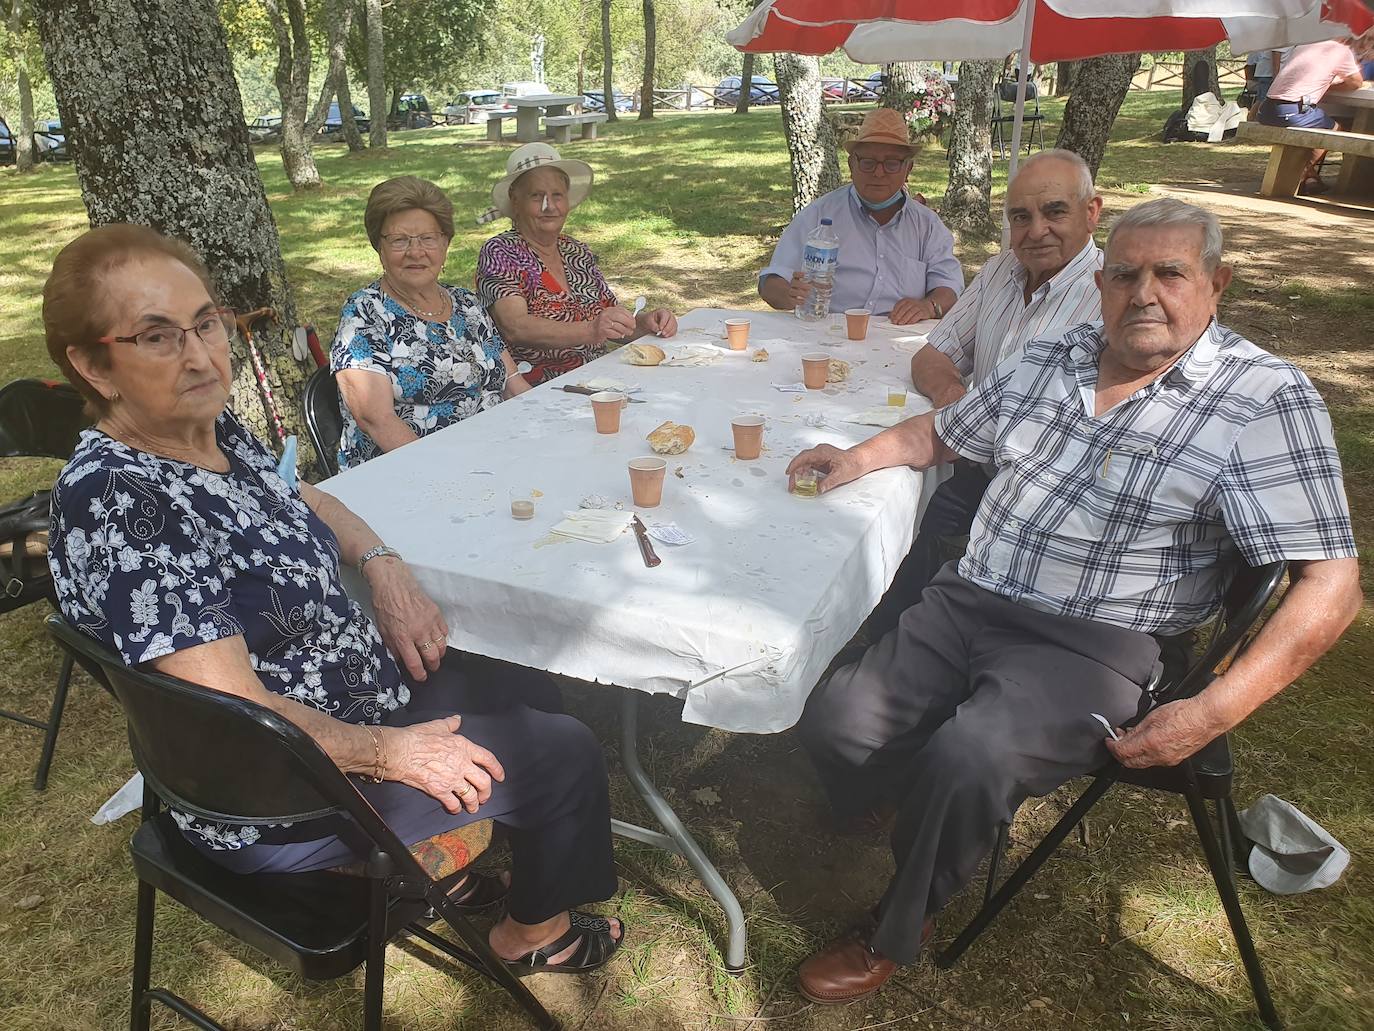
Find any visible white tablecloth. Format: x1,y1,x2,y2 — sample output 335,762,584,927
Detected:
323,308,944,734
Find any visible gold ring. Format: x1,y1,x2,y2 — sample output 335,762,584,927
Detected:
457,784,474,797
420,641,434,651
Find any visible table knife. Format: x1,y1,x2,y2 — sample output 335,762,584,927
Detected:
560,384,646,403
631,516,662,568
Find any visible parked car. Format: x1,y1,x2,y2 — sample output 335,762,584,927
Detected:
388,93,433,130
321,102,371,137
34,120,69,161
859,71,885,100
714,75,780,106
582,90,633,113
247,113,282,144
443,89,511,125
0,118,15,165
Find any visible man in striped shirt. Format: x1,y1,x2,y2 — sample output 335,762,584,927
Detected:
786,198,1360,1006
868,150,1105,640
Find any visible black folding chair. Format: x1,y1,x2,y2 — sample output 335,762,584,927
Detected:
45,614,559,1031
991,78,1046,159
939,560,1288,1031
0,378,91,788
302,366,343,480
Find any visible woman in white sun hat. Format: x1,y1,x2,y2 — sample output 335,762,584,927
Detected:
476,142,677,385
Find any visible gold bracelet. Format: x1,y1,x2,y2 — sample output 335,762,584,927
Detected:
364,726,385,783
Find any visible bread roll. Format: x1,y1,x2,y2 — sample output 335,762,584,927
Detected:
647,421,695,455
827,358,852,383
622,342,666,366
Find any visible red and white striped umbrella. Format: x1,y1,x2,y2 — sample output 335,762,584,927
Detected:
727,1,1373,64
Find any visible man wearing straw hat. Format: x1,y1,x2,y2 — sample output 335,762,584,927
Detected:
758,108,963,324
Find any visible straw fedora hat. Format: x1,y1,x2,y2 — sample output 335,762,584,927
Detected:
842,108,918,154
477,142,594,225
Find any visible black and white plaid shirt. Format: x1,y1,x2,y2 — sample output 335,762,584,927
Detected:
934,320,1357,635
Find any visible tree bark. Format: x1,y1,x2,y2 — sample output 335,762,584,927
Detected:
264,0,320,189
882,62,921,123
337,65,365,151
638,0,654,119
941,59,998,234
8,0,35,173
774,52,840,213
1182,46,1221,111
307,0,356,137
734,50,753,114
600,0,616,123
34,0,308,451
364,0,387,147
1054,61,1077,96
1055,52,1141,180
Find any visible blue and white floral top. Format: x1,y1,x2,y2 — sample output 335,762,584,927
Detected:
48,410,409,851
331,281,509,470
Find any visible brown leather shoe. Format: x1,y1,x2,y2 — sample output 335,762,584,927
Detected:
797,918,934,1006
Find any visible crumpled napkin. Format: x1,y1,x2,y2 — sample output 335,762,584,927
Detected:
843,407,908,428
580,377,641,394
661,343,724,367
549,509,633,543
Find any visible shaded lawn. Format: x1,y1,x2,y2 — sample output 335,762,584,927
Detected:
1,90,1371,1030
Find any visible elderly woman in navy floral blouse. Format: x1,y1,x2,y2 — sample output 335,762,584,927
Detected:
332,176,532,470
44,225,623,976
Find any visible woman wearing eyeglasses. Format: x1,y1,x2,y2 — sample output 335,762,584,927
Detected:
43,224,624,976
331,176,531,471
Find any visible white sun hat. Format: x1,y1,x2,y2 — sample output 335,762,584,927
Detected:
477,142,594,225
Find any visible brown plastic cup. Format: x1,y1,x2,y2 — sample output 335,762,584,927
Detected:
590,391,625,434
628,457,667,508
845,308,871,340
731,416,765,460
801,352,831,390
725,318,751,351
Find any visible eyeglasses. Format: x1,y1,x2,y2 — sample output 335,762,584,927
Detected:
380,232,447,252
99,308,236,360
854,157,911,174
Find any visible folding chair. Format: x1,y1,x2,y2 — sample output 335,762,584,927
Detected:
0,378,91,788
991,78,1046,160
46,614,560,1031
302,366,342,479
938,560,1288,1031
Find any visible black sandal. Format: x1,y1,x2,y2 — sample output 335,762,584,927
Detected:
505,911,624,977
446,870,510,913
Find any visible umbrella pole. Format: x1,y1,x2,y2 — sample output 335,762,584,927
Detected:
1002,0,1036,248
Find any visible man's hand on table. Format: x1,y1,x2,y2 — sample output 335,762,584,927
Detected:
890,297,940,325
366,557,449,681
786,444,869,495
386,717,505,814
1105,695,1227,769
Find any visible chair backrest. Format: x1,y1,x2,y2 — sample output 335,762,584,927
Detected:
997,78,1039,107
45,614,409,864
302,367,342,479
1156,559,1287,707
0,379,90,459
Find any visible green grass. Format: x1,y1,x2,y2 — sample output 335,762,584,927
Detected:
2,91,1373,1030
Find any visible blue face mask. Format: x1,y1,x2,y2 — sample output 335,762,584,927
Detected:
853,185,905,212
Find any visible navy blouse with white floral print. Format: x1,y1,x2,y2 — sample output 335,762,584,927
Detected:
48,409,408,851
331,281,509,470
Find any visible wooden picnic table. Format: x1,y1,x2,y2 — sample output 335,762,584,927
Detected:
508,94,582,143
1322,86,1374,195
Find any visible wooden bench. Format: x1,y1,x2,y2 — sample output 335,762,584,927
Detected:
1237,120,1374,197
485,111,515,142
544,113,609,144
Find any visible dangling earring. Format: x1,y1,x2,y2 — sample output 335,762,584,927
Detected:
109,391,120,403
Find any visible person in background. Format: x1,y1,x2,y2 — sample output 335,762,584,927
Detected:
758,108,963,325
1255,39,1364,194
1245,47,1292,109
477,142,677,385
333,176,531,471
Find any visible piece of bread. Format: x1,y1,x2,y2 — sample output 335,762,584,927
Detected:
827,358,852,383
647,421,695,455
622,342,666,366
752,348,769,363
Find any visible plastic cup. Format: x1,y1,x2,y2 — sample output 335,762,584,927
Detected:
590,391,625,434
845,308,871,341
725,318,751,351
801,352,831,390
628,457,667,508
887,384,908,407
731,416,765,460
792,469,820,497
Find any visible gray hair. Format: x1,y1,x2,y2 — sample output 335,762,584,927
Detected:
1006,149,1095,207
1106,197,1224,270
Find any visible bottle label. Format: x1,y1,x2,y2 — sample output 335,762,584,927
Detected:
803,243,838,273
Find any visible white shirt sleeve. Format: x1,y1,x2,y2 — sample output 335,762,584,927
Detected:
927,267,983,377
922,214,964,297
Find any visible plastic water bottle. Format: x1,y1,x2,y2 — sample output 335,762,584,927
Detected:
797,218,839,323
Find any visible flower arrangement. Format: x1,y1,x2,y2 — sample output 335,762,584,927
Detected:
906,68,956,137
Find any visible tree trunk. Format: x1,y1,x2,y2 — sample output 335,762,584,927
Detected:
638,0,654,119
735,51,753,114
337,66,365,151
1182,46,1221,111
577,48,584,99
941,59,998,234
1054,61,1077,96
774,53,840,213
364,0,387,147
600,0,616,123
882,61,921,123
307,0,356,137
264,0,320,189
9,0,35,173
34,0,309,453
1056,52,1141,180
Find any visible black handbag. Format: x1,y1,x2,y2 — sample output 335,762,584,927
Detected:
0,490,55,607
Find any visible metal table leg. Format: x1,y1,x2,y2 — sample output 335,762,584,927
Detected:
610,691,747,972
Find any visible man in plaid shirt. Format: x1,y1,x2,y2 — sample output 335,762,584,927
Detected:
786,197,1361,1005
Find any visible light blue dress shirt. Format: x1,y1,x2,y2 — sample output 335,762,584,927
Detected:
759,186,964,315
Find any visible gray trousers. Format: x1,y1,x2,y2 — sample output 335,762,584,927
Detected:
798,563,1162,964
